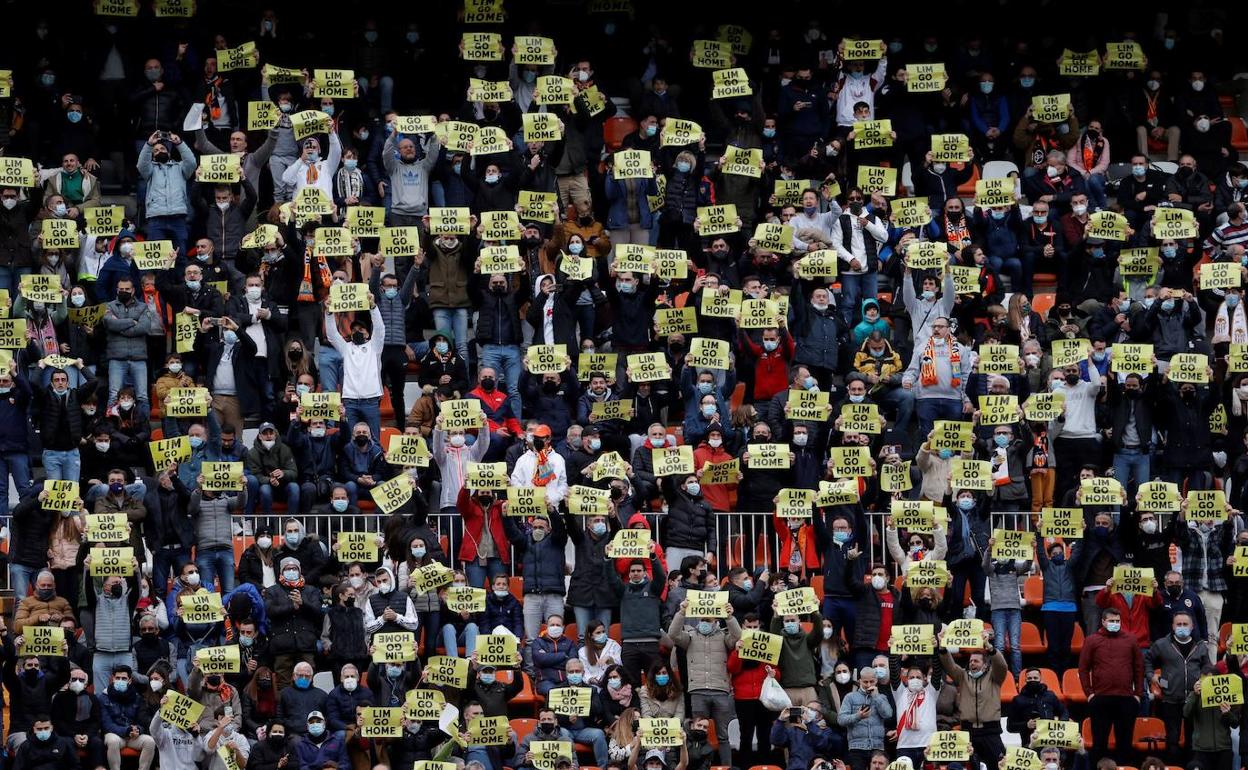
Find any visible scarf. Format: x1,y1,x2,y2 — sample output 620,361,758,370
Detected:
1081,136,1103,172
896,687,926,734
608,682,634,706
919,337,959,387
279,575,306,590
203,75,224,121
991,447,1010,486
1213,299,1248,345
532,449,556,486
297,246,332,303
944,214,971,247
305,159,319,185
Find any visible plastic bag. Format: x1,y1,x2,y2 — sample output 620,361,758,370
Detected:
760,674,792,712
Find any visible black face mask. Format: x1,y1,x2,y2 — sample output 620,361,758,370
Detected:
289,348,303,360
946,210,962,221
1065,373,1080,386
610,486,624,500
1166,585,1182,597
267,734,285,747
1181,390,1196,401
109,583,123,598
1124,389,1142,399
792,78,810,89
344,596,355,607
849,202,864,215
351,331,367,345
354,435,370,447
542,381,559,395
522,236,542,248
539,723,558,734
258,678,273,690
152,152,170,164
491,285,507,294
116,291,133,303
688,730,707,742
480,378,496,392
669,342,685,355
532,437,546,451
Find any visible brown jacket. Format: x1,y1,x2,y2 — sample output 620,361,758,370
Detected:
938,646,1008,728
406,390,440,437
14,595,74,634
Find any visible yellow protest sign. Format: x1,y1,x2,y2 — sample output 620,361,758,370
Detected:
843,38,885,60
691,40,732,69
717,24,753,55
478,245,523,275
466,462,508,491
467,79,513,104
1170,352,1209,383
747,443,790,470
524,344,570,374
1112,565,1154,595
857,165,897,195
978,344,1020,374
217,41,257,72
700,287,742,319
197,154,242,184
943,618,985,649
201,462,243,493
639,718,683,747
312,227,353,259
164,387,209,419
506,487,547,518
711,68,752,100
687,337,730,370
530,742,575,770
1051,338,1089,368
179,591,225,624
589,451,627,482
661,118,704,148
974,177,1015,208
930,420,974,453
405,689,446,722
1153,207,1198,239
86,511,132,542
344,206,385,238
1059,50,1100,77
1104,41,1147,71
38,218,78,252
292,187,333,222
466,715,510,745
926,730,972,762
891,197,932,229
653,249,688,280
472,126,511,156
149,436,191,467
1202,675,1244,708
979,394,1019,426
549,686,593,717
160,690,205,730
568,485,611,515
533,75,575,105
1207,261,1248,290
793,249,839,279
904,240,947,270
1003,747,1044,770
290,110,331,141
1230,623,1248,652
951,458,993,492
446,586,487,614
1032,719,1083,750
1118,248,1159,278
93,0,139,15
907,62,948,93
831,446,872,478
513,36,556,65
336,532,379,564
1187,489,1228,523
991,529,1032,561
1024,392,1065,421
606,528,651,559
359,707,403,739
312,69,354,100
947,265,979,294
84,206,125,238
1039,508,1082,539
880,461,913,494
721,145,762,177
738,629,782,663
368,473,411,514
377,226,419,259
170,312,196,354
392,115,438,135
700,459,740,486
853,120,893,149
22,625,65,657
612,149,653,180
1080,476,1124,505
195,645,241,674
385,434,431,468
0,318,28,349
787,389,830,421
1114,343,1154,375
0,157,36,188
464,0,505,23
1031,94,1071,124
890,624,936,656
240,224,279,251
372,632,417,663
18,273,61,305
696,204,738,236
753,222,793,253
686,589,729,618
774,587,818,615
299,391,342,421
441,398,485,430
651,445,694,477
590,399,632,422
625,352,671,382
1086,210,1128,241
815,479,861,507
1138,480,1181,512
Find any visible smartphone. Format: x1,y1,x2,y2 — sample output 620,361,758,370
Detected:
788,709,802,723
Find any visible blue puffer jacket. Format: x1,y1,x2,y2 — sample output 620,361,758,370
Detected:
504,515,566,596
605,172,658,230
836,688,894,750
790,289,845,370
770,718,840,770
293,731,349,770
99,685,143,734
137,143,197,218
531,634,578,690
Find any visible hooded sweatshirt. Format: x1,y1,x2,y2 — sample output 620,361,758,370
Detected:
851,299,891,346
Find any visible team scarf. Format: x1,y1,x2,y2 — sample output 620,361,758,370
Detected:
532,448,556,486
919,337,960,388
896,686,926,734
1213,297,1248,345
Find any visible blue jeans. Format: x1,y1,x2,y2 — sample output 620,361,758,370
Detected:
822,595,856,643
344,398,381,444
245,475,300,515
569,726,608,767
989,255,1024,293
1113,448,1151,499
480,344,523,407
991,607,1022,676
144,215,189,256
442,622,479,657
152,546,191,602
41,449,80,482
1086,173,1108,210
317,346,343,397
839,271,879,326
915,398,966,441
465,557,506,589
573,303,596,344
85,480,146,506
572,606,612,643
92,651,136,698
9,563,39,598
0,266,32,296
875,387,916,439
0,451,33,516
196,546,237,593
433,308,470,362
108,359,148,407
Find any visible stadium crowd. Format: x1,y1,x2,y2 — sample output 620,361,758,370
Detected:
0,5,1248,770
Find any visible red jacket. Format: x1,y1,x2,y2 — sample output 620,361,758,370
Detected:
456,487,510,566
1078,628,1145,697
1094,587,1161,647
693,442,737,512
727,649,779,700
775,514,821,575
739,329,795,402
468,386,523,438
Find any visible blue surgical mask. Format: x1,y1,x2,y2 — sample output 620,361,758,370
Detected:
979,81,995,94
1229,295,1242,308
654,674,670,686
594,632,608,645
938,449,953,460
676,161,692,174
804,376,818,390
1033,215,1048,225
523,70,537,84
1162,246,1178,258
588,438,601,451
1105,621,1121,633
452,162,462,175
384,288,398,299
686,482,701,496
307,722,325,736
190,435,205,449
67,111,82,124
591,522,608,536
1090,248,1105,259
1019,77,1035,89
321,105,335,117
186,280,200,291
223,330,238,345
833,531,850,544
283,569,300,582
285,531,302,547
1132,165,1146,177
113,680,129,693
697,621,714,635
1162,299,1176,312
435,341,449,355
994,434,1009,447
783,621,800,635
697,382,714,395
481,672,496,684
332,499,348,513
567,672,584,685
645,124,657,137
921,290,935,301
763,128,776,139
616,281,635,294
306,152,320,163
701,404,716,417
387,665,404,678
485,173,500,184
344,159,358,171
874,666,888,681
34,730,51,742
1174,626,1192,639
1093,351,1107,362
990,210,1005,221
957,497,975,511
568,242,584,255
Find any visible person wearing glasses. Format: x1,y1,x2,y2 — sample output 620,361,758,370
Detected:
901,316,973,438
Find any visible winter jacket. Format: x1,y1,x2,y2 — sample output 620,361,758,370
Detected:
668,610,740,692
244,437,298,484
609,556,666,641
277,684,329,735
532,633,578,691
504,515,567,596
200,180,256,258
662,480,717,551
264,582,323,655
384,132,440,217
424,234,476,309
324,684,375,732
1184,689,1240,752
190,489,244,551
103,295,155,360
1078,628,1145,697
1146,635,1211,704
293,731,350,770
137,142,197,218
605,173,657,230
836,687,894,750
771,610,824,688
565,513,620,608
99,685,144,734
939,646,1008,728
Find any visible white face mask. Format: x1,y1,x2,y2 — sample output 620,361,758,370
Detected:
256,536,273,549
246,286,262,301
708,438,723,448
185,572,201,586
69,680,86,693
1072,204,1087,216
870,575,887,591
450,434,466,447
908,678,924,692
261,439,275,450
342,677,358,691
834,672,851,684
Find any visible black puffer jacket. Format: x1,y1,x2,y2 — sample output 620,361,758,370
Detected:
661,477,717,552
565,513,620,608
0,195,38,268
263,583,323,654
128,81,187,136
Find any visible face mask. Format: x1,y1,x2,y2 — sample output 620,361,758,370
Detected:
616,281,636,294
833,531,851,545
145,68,161,82
450,434,467,448
1141,520,1157,535
94,441,110,453
386,664,405,678
835,671,852,684
223,330,238,344
1104,621,1121,633
283,569,300,582
1,199,16,211
871,576,887,591
351,331,367,345
763,127,776,139
848,393,865,404
1071,204,1087,216
568,242,584,255
587,437,601,451
968,668,987,679
958,497,975,511
307,722,325,737
328,498,348,513
707,438,722,448
991,210,1006,221
565,670,584,685
1162,246,1178,259
697,621,715,636
113,680,129,692
979,81,994,94
52,203,68,217
591,522,607,536
1192,79,1205,92
34,729,51,742
993,434,1011,448
793,433,808,447
1130,164,1147,179
676,161,692,174
260,438,275,451
1162,299,1176,312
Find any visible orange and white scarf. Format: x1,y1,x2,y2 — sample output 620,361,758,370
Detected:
919,337,960,387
